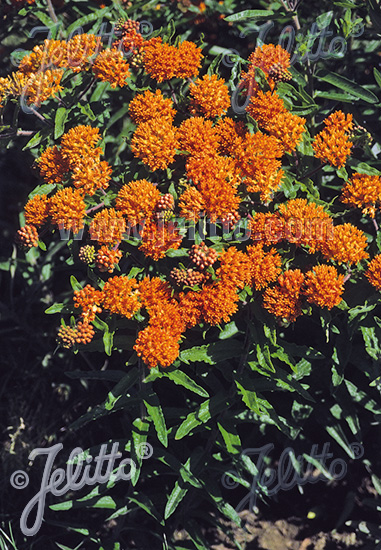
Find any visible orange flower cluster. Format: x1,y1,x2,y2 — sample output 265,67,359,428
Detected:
102,276,140,317
240,44,291,95
365,255,381,291
90,209,126,245
304,265,344,309
320,223,369,264
24,194,50,227
341,172,381,218
189,74,230,118
131,117,179,171
39,125,111,196
92,49,130,88
247,91,306,153
234,132,284,201
139,219,182,260
263,269,305,322
129,90,176,124
312,111,353,168
143,37,203,82
246,244,282,290
115,179,160,226
73,285,103,323
49,188,86,232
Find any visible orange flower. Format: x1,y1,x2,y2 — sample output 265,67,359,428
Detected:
92,48,130,87
90,208,126,245
24,69,64,106
134,325,180,368
312,111,353,168
277,198,334,253
49,188,86,231
115,179,160,226
178,186,206,221
177,290,204,328
247,91,305,153
19,39,67,74
175,40,203,79
129,89,176,124
66,34,101,73
131,117,178,171
15,225,39,249
139,219,182,260
234,132,283,201
24,194,50,227
37,145,70,184
249,212,284,245
341,172,381,218
138,277,173,311
0,72,29,107
177,117,220,157
246,244,282,290
102,276,140,317
186,154,240,222
60,125,102,169
304,265,344,309
143,37,179,82
262,269,305,322
365,255,381,291
320,223,369,264
148,301,185,338
240,44,291,94
189,74,230,118
95,246,122,273
216,246,251,289
72,158,112,195
73,284,103,322
200,281,240,325
215,117,246,155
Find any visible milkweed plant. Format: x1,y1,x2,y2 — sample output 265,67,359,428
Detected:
2,1,381,548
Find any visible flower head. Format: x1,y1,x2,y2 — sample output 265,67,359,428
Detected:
102,276,140,317
49,188,86,231
178,186,206,221
73,284,103,322
143,37,179,82
341,172,381,218
189,74,230,118
131,117,178,171
365,255,381,291
24,194,50,227
175,40,203,78
115,179,160,226
129,89,176,124
304,265,344,309
90,209,126,245
200,281,240,325
134,325,180,368
312,111,353,168
216,117,246,155
246,244,282,290
216,246,251,289
262,269,305,322
60,125,102,169
139,219,182,260
321,223,369,264
138,277,173,311
72,159,112,195
177,117,220,157
92,48,130,87
37,145,70,184
240,44,291,94
66,34,101,73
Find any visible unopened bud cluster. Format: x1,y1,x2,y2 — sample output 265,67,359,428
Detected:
188,242,218,269
268,62,292,83
57,321,95,349
170,267,206,288
15,225,39,249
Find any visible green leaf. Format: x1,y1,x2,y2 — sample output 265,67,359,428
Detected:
235,381,261,414
374,68,381,89
129,494,164,524
317,70,379,103
70,275,83,292
164,481,188,519
180,339,242,365
103,329,114,356
28,183,56,199
217,419,241,455
175,395,227,440
143,393,168,447
225,10,275,22
165,370,209,397
45,303,64,314
54,107,68,139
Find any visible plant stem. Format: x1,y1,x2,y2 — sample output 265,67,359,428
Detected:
301,163,324,180
85,202,105,215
